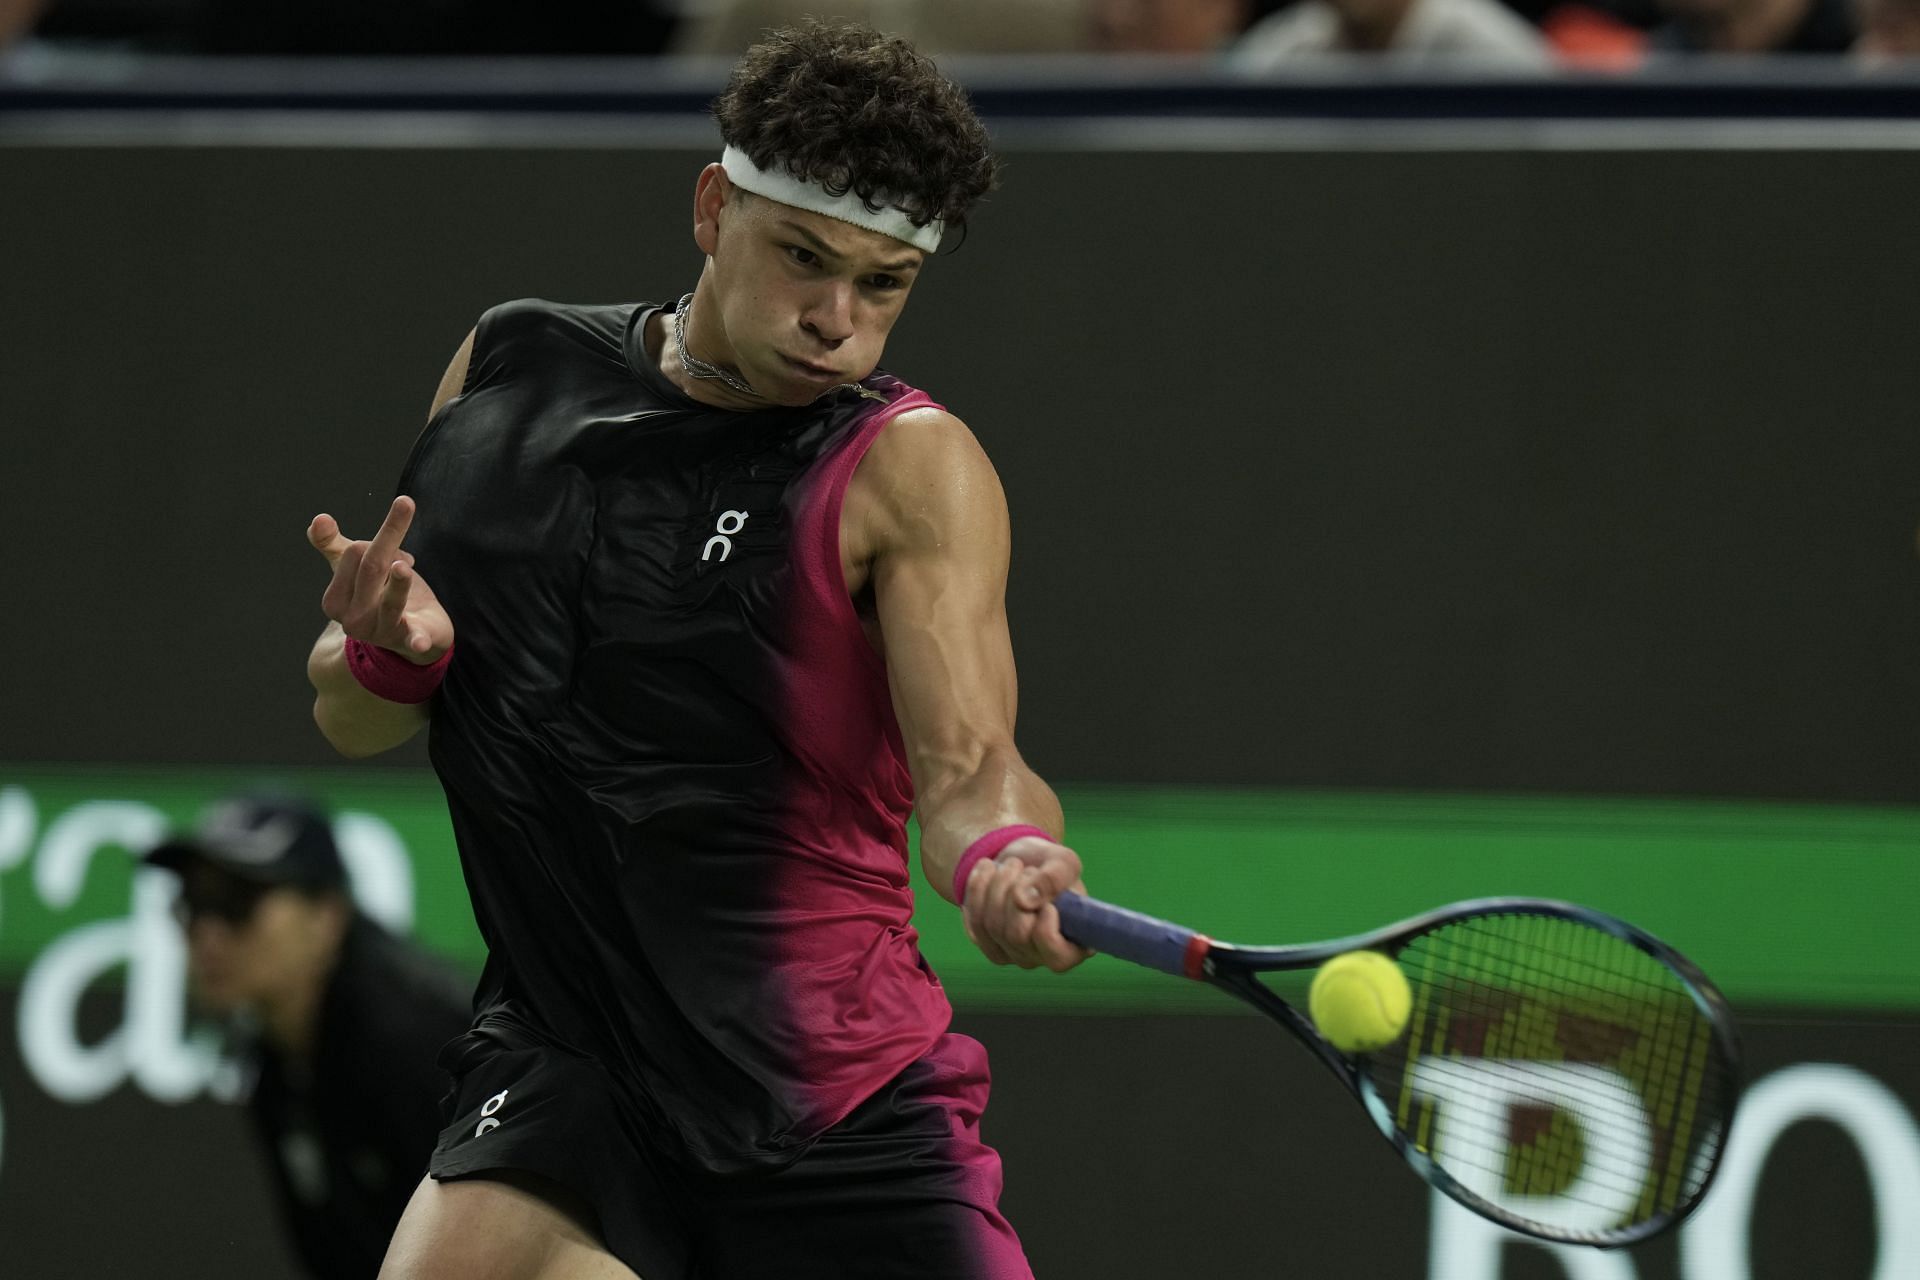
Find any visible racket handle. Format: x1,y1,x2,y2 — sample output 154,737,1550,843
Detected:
1055,893,1206,979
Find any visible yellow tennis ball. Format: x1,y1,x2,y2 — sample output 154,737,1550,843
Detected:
1309,950,1412,1053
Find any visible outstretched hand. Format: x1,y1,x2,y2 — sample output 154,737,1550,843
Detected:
962,837,1092,973
308,495,453,662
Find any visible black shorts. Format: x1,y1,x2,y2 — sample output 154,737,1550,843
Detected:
429,1021,1031,1279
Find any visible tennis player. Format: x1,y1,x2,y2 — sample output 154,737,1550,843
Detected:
305,21,1085,1280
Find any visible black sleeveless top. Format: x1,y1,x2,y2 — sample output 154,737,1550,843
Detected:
401,299,952,1170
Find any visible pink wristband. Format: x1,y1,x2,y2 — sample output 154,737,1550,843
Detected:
344,637,453,704
953,824,1055,905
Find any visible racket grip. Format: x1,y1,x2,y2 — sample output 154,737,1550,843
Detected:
1055,893,1205,979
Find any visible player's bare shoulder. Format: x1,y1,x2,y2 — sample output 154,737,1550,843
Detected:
843,407,1009,593
429,328,478,423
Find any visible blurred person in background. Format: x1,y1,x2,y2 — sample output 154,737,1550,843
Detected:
1648,0,1853,49
672,0,1090,55
1232,0,1554,63
9,0,674,53
1535,2,1649,67
1857,0,1920,54
0,0,47,46
145,793,472,1279
1091,0,1269,52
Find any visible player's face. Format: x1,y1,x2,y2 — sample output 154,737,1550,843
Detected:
696,172,926,406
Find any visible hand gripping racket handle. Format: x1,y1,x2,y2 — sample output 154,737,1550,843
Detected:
1055,892,1208,979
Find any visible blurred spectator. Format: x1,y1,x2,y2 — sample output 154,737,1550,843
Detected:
1232,0,1553,61
672,0,1091,55
1649,0,1853,49
145,793,471,1279
14,0,674,53
1,0,48,46
1092,0,1258,51
1858,0,1920,55
1539,4,1649,66
1232,0,1554,63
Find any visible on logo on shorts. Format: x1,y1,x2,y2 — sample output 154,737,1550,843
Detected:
475,1087,510,1137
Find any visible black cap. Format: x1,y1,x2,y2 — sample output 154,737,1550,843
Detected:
144,793,348,891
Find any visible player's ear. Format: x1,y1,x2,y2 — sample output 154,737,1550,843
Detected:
693,164,730,257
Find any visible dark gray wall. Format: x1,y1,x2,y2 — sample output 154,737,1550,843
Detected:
5,144,1920,802
5,136,1920,1272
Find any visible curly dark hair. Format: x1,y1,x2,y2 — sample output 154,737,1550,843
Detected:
712,20,1000,240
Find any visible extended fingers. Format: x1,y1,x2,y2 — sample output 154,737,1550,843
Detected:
324,542,416,645
366,495,417,569
308,513,348,561
353,542,416,609
376,559,416,644
321,541,368,621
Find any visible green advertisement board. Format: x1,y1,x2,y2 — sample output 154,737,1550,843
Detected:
3,765,1913,1011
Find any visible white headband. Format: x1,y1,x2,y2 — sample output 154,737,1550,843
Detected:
720,146,942,254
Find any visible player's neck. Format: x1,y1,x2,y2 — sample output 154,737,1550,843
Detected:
649,296,765,412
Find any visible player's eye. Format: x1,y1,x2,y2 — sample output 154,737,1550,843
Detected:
785,246,819,267
866,274,902,292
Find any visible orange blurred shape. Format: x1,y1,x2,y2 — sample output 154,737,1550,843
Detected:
1541,3,1649,69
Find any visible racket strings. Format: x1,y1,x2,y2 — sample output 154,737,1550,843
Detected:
1366,912,1731,1238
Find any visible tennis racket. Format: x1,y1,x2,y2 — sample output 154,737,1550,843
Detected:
1054,893,1740,1247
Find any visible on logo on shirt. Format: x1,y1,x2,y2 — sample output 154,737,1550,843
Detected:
702,510,750,563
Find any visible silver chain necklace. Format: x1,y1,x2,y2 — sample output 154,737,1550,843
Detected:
673,292,760,399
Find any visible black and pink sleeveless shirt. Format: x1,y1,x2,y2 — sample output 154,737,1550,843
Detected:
399,299,952,1172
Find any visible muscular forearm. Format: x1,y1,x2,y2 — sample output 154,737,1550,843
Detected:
917,744,1065,904
307,623,430,758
